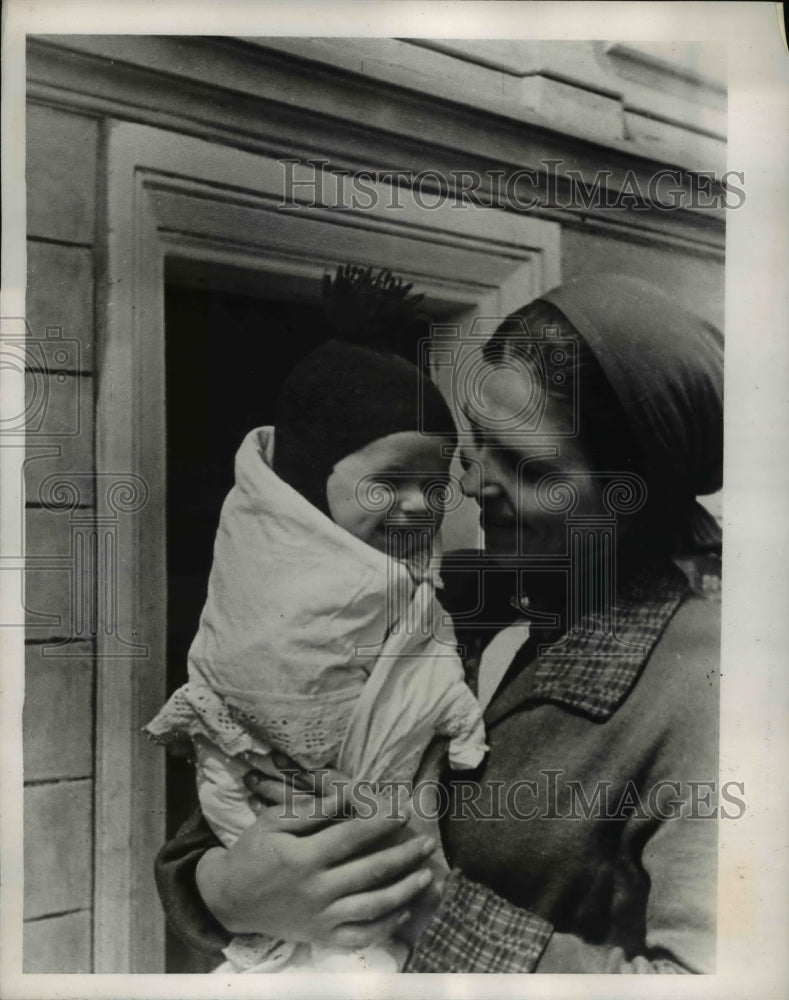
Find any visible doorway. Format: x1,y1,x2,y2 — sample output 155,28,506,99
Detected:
163,277,438,969
98,120,559,972
163,281,328,970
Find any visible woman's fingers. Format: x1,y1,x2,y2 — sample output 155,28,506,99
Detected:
246,758,354,816
309,763,354,795
325,909,412,950
269,751,320,792
323,832,435,896
268,752,352,792
250,800,338,837
244,770,349,821
245,770,325,812
317,808,408,865
325,867,433,927
244,758,317,801
244,769,290,805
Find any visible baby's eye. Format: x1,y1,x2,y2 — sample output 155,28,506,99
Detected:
361,477,398,511
421,476,452,508
516,458,552,484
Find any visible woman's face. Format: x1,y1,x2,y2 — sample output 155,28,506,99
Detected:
459,364,602,558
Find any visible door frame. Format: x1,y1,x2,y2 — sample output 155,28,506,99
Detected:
96,119,560,971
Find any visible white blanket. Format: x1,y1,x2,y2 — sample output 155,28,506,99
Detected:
146,427,486,971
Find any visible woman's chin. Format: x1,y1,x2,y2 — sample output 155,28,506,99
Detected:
483,525,564,560
481,524,519,557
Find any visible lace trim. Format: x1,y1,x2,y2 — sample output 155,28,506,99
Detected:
145,682,268,759
228,687,360,769
146,680,362,769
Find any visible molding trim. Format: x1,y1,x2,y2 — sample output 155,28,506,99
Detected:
93,119,560,970
94,123,168,973
26,35,727,255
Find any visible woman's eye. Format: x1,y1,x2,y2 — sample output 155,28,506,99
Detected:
469,421,486,449
459,447,483,471
427,475,449,491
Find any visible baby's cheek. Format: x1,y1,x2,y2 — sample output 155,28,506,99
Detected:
351,505,384,537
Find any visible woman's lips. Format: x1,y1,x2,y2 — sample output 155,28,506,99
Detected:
481,506,517,530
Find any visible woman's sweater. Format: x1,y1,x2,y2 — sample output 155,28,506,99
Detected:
409,562,720,972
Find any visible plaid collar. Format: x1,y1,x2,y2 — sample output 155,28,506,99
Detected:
484,560,690,727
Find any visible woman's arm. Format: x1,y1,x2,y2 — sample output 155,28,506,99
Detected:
406,803,718,974
155,766,438,953
155,809,230,957
406,600,720,974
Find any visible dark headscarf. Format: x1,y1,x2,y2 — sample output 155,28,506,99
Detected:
539,274,724,553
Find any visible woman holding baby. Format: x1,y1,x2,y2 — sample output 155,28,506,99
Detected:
154,271,723,974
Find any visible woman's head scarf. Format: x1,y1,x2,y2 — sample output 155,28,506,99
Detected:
517,274,723,553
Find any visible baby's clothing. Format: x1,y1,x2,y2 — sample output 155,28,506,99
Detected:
146,427,487,972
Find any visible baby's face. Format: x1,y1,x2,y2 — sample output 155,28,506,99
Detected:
326,431,454,560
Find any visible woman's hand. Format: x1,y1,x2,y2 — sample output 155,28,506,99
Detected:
386,756,449,947
195,758,438,949
242,750,354,817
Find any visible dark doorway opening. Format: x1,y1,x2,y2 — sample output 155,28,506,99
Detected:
162,273,435,970
163,282,327,971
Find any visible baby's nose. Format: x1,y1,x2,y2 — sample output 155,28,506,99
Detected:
397,484,429,514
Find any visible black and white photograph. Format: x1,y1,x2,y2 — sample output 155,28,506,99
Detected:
1,2,787,996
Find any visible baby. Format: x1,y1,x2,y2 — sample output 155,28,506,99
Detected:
146,273,487,973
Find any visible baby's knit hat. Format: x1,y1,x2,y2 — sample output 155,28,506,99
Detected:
272,267,457,514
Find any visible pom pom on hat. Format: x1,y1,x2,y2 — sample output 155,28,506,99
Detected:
321,264,425,357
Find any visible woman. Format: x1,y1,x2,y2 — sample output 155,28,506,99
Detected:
156,274,723,973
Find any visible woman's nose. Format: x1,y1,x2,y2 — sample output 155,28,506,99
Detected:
460,461,500,502
460,462,482,499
